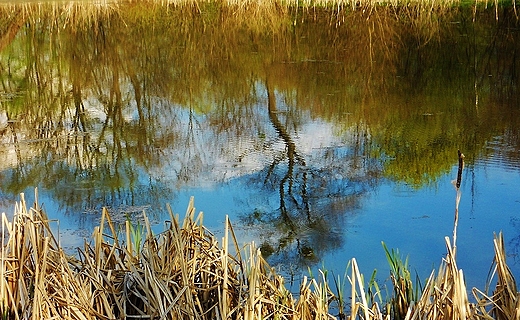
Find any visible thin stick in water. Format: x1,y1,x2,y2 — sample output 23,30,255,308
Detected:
453,150,465,255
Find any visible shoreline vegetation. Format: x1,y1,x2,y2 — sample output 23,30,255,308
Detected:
0,0,515,7
0,0,518,21
1,189,518,319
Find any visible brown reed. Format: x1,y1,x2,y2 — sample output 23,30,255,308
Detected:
1,190,518,319
0,192,332,319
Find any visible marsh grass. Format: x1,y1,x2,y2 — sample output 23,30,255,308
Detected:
0,190,518,319
0,192,331,319
382,242,423,320
0,0,514,31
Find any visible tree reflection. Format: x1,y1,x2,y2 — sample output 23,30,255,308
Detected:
266,79,309,222
234,77,381,269
0,2,520,261
0,11,173,219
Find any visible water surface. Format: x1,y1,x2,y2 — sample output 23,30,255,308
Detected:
1,3,519,293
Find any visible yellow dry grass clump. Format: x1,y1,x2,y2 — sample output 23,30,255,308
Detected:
0,190,519,319
0,192,335,319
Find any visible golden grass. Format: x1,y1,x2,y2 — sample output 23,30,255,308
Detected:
0,0,512,22
1,190,518,319
0,192,332,319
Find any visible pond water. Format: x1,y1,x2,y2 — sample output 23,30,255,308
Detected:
1,2,520,294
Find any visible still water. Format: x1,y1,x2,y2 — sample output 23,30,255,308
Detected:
1,2,519,293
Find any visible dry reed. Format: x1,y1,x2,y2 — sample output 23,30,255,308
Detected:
1,190,518,319
0,192,333,319
0,0,512,25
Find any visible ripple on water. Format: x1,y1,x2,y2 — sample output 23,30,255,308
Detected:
480,136,520,171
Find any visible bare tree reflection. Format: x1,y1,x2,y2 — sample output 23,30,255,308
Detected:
0,18,174,222
266,79,309,224
236,78,380,270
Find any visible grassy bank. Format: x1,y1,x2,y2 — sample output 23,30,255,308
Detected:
0,0,512,7
0,0,516,16
0,190,518,319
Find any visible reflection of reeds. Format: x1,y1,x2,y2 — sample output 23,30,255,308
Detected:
1,191,518,319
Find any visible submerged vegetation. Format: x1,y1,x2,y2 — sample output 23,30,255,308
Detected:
0,191,518,319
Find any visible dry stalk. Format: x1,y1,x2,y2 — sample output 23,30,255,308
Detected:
473,232,520,320
1,190,518,319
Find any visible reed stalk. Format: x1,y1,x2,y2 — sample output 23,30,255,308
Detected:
473,232,520,320
1,190,519,319
0,0,512,30
453,150,465,256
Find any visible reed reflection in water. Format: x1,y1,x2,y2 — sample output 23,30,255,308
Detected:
0,2,520,289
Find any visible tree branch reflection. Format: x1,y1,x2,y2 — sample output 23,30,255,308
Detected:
234,78,378,270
